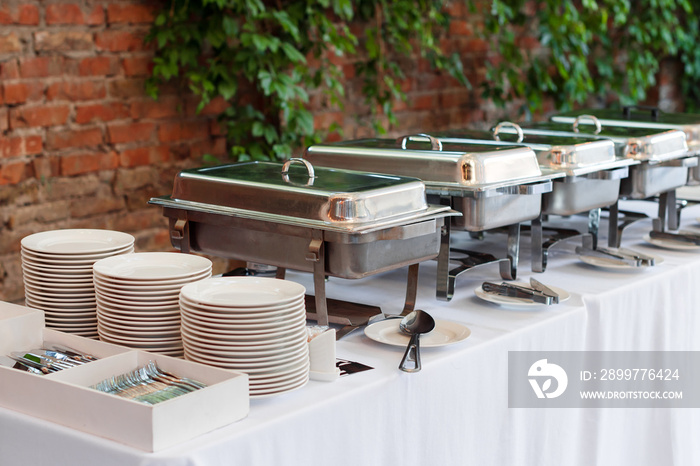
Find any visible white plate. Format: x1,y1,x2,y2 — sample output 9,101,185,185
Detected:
21,244,133,261
20,248,133,266
364,318,471,348
182,332,308,355
181,324,306,345
180,299,305,320
21,229,134,255
185,347,309,371
93,252,212,281
94,289,179,307
92,272,212,290
184,341,309,365
180,309,306,332
643,233,700,250
180,277,305,308
474,283,571,308
249,374,308,398
179,293,305,313
578,254,664,269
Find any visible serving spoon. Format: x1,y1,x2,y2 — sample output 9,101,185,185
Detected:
398,309,435,372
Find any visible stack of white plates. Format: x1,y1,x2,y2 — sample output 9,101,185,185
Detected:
93,252,212,357
21,229,135,338
180,277,309,398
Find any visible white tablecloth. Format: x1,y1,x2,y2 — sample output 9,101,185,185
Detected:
2,200,700,466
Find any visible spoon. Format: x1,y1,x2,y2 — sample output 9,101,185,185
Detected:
398,309,435,372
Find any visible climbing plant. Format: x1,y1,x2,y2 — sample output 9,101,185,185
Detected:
476,0,700,115
146,0,468,161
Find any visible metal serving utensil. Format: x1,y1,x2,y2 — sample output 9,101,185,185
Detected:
482,282,555,305
649,230,700,245
529,278,560,304
575,246,642,267
398,310,435,373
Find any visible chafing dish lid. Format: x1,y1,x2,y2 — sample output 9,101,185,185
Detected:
551,107,700,154
427,127,635,177
305,137,559,191
157,160,440,226
514,119,689,162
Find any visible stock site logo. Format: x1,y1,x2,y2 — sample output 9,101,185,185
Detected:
528,359,568,399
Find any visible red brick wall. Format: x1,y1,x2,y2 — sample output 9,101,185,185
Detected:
0,0,229,301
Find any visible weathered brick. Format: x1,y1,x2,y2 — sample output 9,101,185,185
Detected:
60,152,119,176
19,56,64,78
86,5,105,25
18,5,39,25
9,200,71,227
129,97,182,119
187,95,230,116
10,105,70,128
119,145,170,167
107,4,156,24
35,31,93,52
75,102,130,124
46,4,84,25
0,160,28,185
122,56,152,77
32,156,60,181
95,30,147,52
0,108,8,132
158,121,210,142
107,122,155,144
78,56,118,77
0,7,11,24
47,81,106,101
0,135,42,158
108,78,146,99
0,59,19,79
0,33,22,54
70,196,126,218
2,81,44,105
43,174,102,198
113,166,158,194
47,128,103,150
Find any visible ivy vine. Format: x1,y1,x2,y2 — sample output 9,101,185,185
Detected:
477,0,700,115
145,0,467,162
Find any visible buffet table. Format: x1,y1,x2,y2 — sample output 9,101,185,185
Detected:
2,200,700,466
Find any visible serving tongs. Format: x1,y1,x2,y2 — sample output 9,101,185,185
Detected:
575,245,655,267
649,230,700,245
482,278,559,305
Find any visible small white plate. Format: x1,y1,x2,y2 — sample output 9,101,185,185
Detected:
474,283,571,308
93,252,212,281
364,318,471,348
21,229,134,255
643,233,700,250
578,254,664,269
180,277,306,307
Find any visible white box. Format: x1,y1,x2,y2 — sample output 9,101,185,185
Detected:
0,301,249,452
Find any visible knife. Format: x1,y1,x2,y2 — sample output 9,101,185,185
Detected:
482,281,554,305
529,278,560,304
649,230,700,245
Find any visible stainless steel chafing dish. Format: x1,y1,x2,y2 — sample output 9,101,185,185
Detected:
149,159,458,325
411,125,636,271
551,106,700,183
495,117,697,247
304,136,561,300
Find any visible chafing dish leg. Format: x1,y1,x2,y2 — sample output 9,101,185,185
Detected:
588,208,600,250
531,215,546,273
275,267,286,279
608,201,621,248
499,223,519,280
435,222,454,301
307,231,329,326
402,263,419,315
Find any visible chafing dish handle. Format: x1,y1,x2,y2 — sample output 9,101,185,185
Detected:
493,121,524,143
623,105,660,120
281,158,316,185
397,133,443,151
573,115,602,134
495,180,552,195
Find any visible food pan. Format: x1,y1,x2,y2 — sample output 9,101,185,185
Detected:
150,160,458,324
